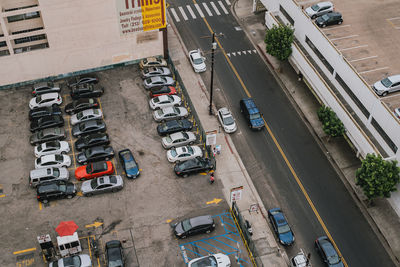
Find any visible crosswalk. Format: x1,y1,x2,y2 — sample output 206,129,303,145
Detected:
169,0,231,23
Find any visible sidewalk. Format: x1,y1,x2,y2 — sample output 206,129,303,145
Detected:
231,0,400,265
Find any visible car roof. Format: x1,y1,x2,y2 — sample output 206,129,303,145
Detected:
190,215,213,227
387,75,400,83
39,92,59,99
316,1,333,7
92,161,108,171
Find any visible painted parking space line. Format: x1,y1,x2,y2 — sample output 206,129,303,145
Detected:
224,0,231,5
387,16,400,20
339,44,368,51
322,24,350,31
330,34,359,41
349,55,378,62
359,66,389,74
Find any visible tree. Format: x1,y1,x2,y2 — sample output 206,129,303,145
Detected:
317,105,345,139
356,154,400,206
264,24,294,61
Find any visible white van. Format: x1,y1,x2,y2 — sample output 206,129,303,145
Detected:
29,167,69,187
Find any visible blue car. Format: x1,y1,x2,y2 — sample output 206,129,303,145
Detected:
267,208,294,245
118,149,140,179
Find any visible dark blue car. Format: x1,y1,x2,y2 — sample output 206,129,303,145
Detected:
268,208,294,246
118,149,140,179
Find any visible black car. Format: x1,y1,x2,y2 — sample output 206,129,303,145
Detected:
36,180,76,204
29,105,62,121
157,119,193,136
72,119,106,137
30,127,66,145
315,236,344,267
316,12,343,28
119,149,140,179
67,75,99,88
105,240,125,267
70,84,104,100
32,82,61,96
65,98,99,115
173,215,215,238
75,133,110,151
174,157,214,177
30,115,64,132
76,145,114,165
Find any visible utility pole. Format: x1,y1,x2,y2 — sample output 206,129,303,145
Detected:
209,32,217,115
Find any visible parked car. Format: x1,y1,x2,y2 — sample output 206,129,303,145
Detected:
119,149,140,179
141,67,172,78
174,157,215,177
139,57,168,69
70,109,103,125
373,75,400,96
75,161,114,181
268,208,295,246
35,154,71,169
81,175,123,197
76,145,114,165
105,240,125,267
316,12,343,27
70,83,104,100
29,105,62,121
161,131,196,149
67,75,99,88
30,127,66,145
153,106,188,122
189,49,206,73
29,93,62,110
188,253,230,267
65,98,99,115
72,119,106,137
149,86,177,98
305,1,333,19
157,119,193,136
36,180,76,204
167,145,203,163
143,76,175,90
239,98,264,130
217,107,237,133
149,95,181,110
32,81,60,96
29,167,69,188
30,115,64,132
49,254,92,267
75,133,110,151
34,141,70,158
173,215,215,238
315,236,344,267
290,250,311,267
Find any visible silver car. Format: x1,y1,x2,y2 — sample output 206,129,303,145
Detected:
153,106,188,122
49,254,92,267
161,131,197,149
217,107,237,133
149,95,181,110
143,76,175,90
30,127,66,145
29,92,62,110
34,141,70,157
373,75,400,96
70,109,103,125
166,145,203,163
35,154,71,169
81,175,124,196
141,67,172,78
29,167,69,188
305,1,333,19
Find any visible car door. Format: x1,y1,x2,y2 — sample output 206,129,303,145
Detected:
390,82,400,93
97,183,112,194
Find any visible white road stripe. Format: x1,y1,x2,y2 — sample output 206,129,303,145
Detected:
227,53,230,57
186,5,197,19
170,8,180,22
339,44,368,51
238,51,241,55
253,49,256,53
387,16,400,20
194,4,205,17
210,2,221,15
359,66,389,74
225,0,231,5
232,52,236,56
350,55,378,63
218,1,229,14
247,50,251,54
202,3,213,16
178,6,188,21
243,51,246,54
322,24,351,31
330,34,358,41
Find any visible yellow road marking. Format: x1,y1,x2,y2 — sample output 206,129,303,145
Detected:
85,221,103,228
166,219,172,223
38,202,42,210
0,194,5,198
194,7,348,267
13,247,36,255
76,191,83,197
112,157,118,175
206,198,222,204
64,96,77,171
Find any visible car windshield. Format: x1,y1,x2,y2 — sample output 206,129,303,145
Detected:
125,159,137,169
181,219,192,231
321,14,329,20
153,97,161,103
90,179,98,189
381,78,393,88
53,169,60,177
250,113,261,120
36,95,42,103
156,110,163,116
193,57,203,65
62,256,81,266
55,154,63,161
37,144,43,152
76,112,84,120
165,135,173,143
59,184,67,192
191,256,217,267
187,146,194,154
223,116,235,125
277,224,291,234
311,4,320,11
48,141,60,149
327,254,340,264
170,150,177,157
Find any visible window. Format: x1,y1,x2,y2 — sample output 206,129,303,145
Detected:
14,42,49,54
7,11,40,23
279,5,294,25
305,36,334,74
371,118,397,153
4,5,38,12
12,27,44,35
0,41,6,48
14,34,46,44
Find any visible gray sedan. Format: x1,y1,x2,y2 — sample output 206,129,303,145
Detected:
143,76,175,90
81,175,123,196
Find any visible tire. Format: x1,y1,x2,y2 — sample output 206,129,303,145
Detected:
183,174,188,178
189,142,194,145
338,20,342,25
112,188,118,193
42,199,49,204
382,92,388,96
86,193,93,197
181,235,187,239
66,195,73,199
312,15,316,19
322,24,326,28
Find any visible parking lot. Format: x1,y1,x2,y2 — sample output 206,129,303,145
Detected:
298,0,400,112
0,64,249,266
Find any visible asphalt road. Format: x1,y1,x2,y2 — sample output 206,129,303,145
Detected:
168,1,396,266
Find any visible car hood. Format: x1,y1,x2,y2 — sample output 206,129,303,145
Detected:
29,98,37,108
373,80,388,92
194,62,206,71
81,180,93,193
251,118,264,128
75,166,87,179
279,231,294,245
305,7,316,16
224,122,237,133
329,262,344,267
126,166,139,177
174,222,184,235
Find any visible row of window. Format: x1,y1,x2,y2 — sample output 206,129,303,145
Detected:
7,11,40,23
4,4,38,12
14,34,46,45
14,42,48,54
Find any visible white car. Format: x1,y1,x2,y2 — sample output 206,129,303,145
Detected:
143,76,175,90
35,154,71,169
305,1,333,19
141,67,172,79
34,141,70,158
149,95,181,110
29,92,62,110
49,254,92,267
373,75,400,96
167,145,202,163
161,131,197,149
189,49,206,73
70,108,103,125
188,253,231,267
153,106,188,122
217,107,237,133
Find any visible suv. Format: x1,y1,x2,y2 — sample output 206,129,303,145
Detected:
239,98,264,130
32,82,61,96
36,180,76,203
316,12,343,28
29,167,69,188
305,1,334,19
173,215,215,238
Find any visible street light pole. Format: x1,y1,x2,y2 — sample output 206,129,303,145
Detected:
209,32,216,115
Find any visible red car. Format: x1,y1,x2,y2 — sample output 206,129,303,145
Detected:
75,161,114,181
149,86,177,98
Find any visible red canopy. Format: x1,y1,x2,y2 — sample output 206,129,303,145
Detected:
55,221,78,237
